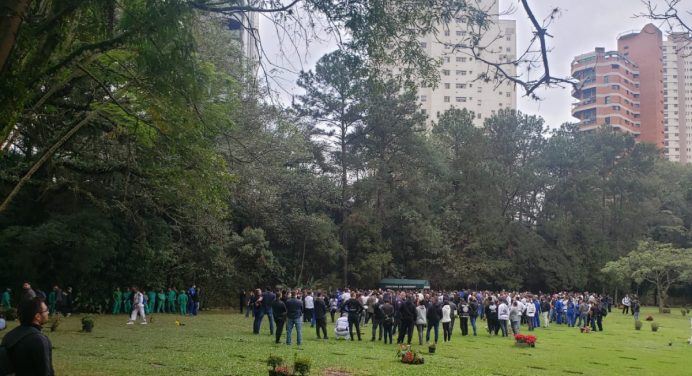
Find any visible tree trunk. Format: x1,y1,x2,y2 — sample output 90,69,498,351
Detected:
658,285,664,313
297,236,306,286
340,121,348,286
0,0,32,74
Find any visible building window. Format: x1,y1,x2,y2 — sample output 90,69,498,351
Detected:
442,69,450,76
456,57,466,62
603,76,609,83
456,97,466,102
444,83,450,89
605,117,610,124
420,42,427,48
456,70,466,75
444,96,450,103
420,95,427,102
444,30,450,36
604,96,610,104
456,83,466,89
444,56,450,63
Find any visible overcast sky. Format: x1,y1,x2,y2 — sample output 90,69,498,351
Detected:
259,0,689,129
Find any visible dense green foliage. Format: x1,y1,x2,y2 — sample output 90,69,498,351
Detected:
1,1,692,307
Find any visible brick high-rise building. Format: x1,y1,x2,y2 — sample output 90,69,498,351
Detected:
571,24,664,147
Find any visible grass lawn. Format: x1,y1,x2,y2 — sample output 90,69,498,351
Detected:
3,306,691,375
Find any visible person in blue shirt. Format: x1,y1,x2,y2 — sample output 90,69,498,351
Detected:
566,300,576,327
554,298,564,325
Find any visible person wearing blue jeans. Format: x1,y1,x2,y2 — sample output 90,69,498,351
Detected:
285,291,303,345
426,298,442,343
261,289,276,335
469,298,479,336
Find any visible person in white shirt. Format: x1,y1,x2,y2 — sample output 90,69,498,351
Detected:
127,287,147,325
441,300,452,342
304,292,314,327
497,300,510,337
526,298,536,331
622,295,631,315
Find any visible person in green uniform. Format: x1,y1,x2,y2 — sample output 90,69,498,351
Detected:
47,287,57,315
146,289,156,314
167,288,177,313
112,287,122,314
2,288,12,311
178,290,188,316
156,290,165,313
123,287,132,314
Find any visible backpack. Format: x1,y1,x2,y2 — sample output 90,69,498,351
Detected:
0,326,39,375
600,305,608,317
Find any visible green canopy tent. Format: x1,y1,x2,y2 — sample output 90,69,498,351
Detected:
377,279,430,289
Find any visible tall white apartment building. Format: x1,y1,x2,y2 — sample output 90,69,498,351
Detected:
415,0,517,127
663,32,692,164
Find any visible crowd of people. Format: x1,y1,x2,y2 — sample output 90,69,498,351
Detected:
241,287,617,346
1,282,75,318
111,285,201,325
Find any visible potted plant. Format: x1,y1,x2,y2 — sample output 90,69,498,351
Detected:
293,355,311,376
428,343,436,353
267,355,286,376
651,322,660,332
81,316,94,332
634,320,643,330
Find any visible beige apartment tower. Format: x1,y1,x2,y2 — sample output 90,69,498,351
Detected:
663,32,692,164
415,0,517,127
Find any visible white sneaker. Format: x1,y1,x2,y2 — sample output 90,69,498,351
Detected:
141,322,147,325
127,321,134,325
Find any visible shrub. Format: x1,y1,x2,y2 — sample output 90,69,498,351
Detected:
266,354,284,369
81,316,94,332
651,322,660,332
293,355,311,376
634,320,643,330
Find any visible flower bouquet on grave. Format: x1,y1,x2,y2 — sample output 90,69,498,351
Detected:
396,344,425,364
514,334,537,347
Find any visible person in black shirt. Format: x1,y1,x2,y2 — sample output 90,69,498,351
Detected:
272,291,287,344
380,299,395,344
239,289,246,314
426,297,442,343
342,293,364,341
314,292,328,339
397,295,416,345
285,291,303,345
1,297,54,376
261,288,276,335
